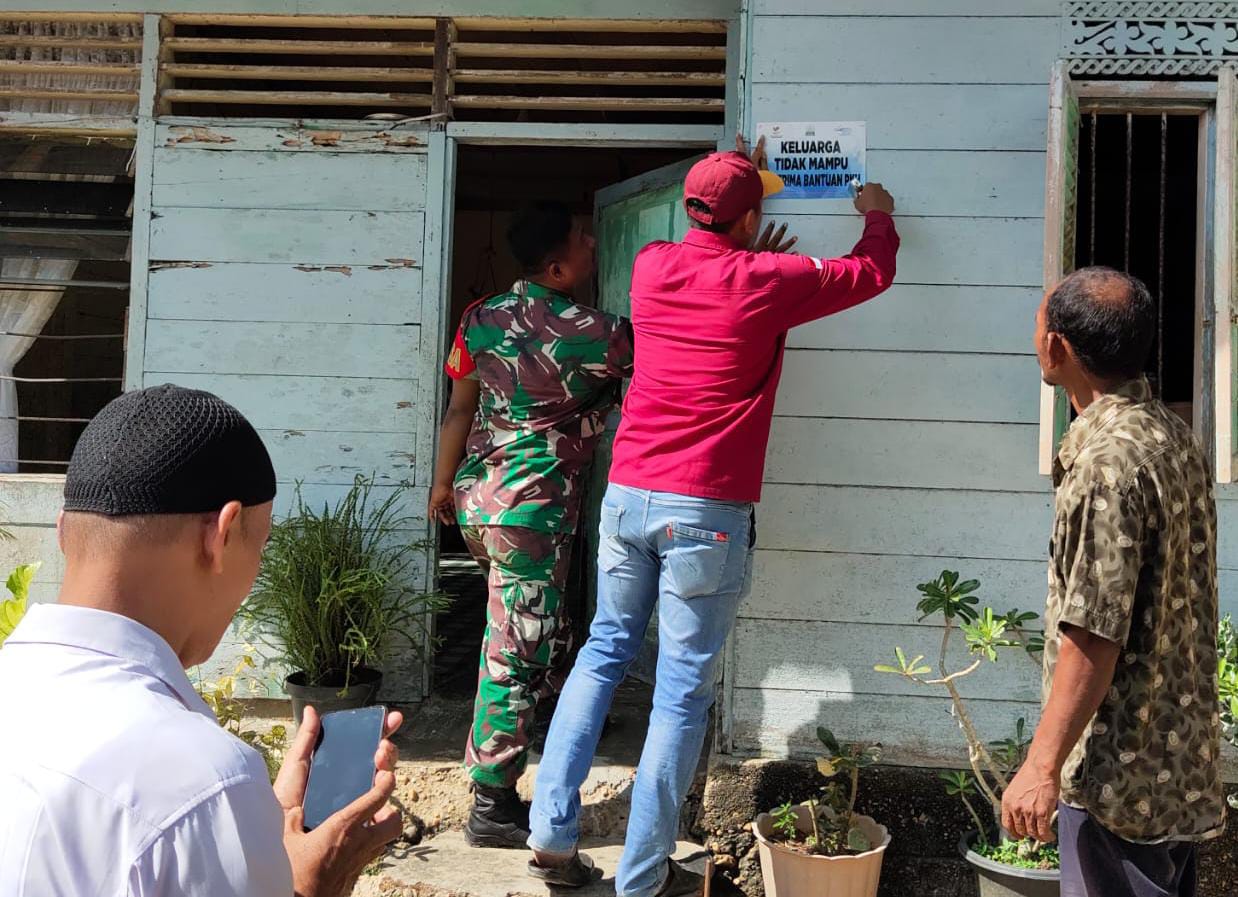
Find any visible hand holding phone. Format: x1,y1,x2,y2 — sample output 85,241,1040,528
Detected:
303,705,388,830
273,705,403,897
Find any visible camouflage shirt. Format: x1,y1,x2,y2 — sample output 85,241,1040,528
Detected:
445,280,634,533
1047,377,1225,843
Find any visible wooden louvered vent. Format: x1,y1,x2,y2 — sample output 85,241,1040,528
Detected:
160,15,436,118
445,18,725,122
0,13,143,122
159,15,725,123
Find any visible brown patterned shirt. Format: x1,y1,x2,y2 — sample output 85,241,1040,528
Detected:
1046,378,1226,843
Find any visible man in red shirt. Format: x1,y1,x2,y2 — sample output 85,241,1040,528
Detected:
527,144,898,896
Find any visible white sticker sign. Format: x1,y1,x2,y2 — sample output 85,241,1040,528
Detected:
756,121,866,200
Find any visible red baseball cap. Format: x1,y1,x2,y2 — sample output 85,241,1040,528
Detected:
683,151,784,226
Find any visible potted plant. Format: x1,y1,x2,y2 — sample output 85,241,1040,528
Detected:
239,476,446,724
0,562,38,647
752,727,890,897
875,571,1060,897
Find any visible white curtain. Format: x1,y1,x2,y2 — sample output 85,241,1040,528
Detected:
0,259,74,472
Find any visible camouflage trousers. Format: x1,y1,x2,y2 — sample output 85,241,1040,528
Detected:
461,525,575,788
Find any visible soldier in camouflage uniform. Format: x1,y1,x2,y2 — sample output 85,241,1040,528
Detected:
429,202,634,849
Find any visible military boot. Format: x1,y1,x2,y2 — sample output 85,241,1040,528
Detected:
464,783,531,849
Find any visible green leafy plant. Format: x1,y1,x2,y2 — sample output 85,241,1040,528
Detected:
981,838,1060,871
766,727,882,857
196,653,287,782
771,802,800,841
875,571,1057,869
0,562,39,647
940,771,991,850
238,476,449,689
988,717,1031,778
1219,616,1238,809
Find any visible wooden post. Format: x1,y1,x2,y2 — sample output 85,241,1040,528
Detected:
432,18,454,121
155,17,174,117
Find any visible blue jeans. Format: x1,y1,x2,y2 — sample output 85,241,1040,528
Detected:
529,484,754,897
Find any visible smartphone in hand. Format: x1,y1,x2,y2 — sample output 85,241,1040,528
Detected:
303,705,387,830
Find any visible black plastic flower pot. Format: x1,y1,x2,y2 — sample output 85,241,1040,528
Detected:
960,833,1060,897
284,667,383,726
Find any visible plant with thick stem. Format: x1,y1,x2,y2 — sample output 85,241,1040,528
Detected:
875,571,1043,830
816,727,883,852
765,728,882,856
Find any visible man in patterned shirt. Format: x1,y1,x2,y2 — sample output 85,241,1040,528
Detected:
428,202,634,849
1004,267,1225,896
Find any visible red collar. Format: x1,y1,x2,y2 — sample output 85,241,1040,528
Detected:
682,229,744,252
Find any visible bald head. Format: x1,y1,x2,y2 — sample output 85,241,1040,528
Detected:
1045,266,1155,381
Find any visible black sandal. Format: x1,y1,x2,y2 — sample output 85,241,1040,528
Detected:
653,860,705,897
527,852,602,888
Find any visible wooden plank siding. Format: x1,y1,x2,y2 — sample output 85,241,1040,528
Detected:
139,123,433,700
148,263,421,325
730,3,1070,762
151,148,428,211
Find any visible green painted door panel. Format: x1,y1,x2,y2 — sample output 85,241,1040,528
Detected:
582,158,700,682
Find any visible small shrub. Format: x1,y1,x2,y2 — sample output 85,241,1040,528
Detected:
0,563,39,647
196,653,286,783
1219,616,1238,809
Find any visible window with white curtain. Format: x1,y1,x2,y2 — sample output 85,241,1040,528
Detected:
0,136,134,474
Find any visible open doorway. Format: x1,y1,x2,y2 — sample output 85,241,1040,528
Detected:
430,142,702,697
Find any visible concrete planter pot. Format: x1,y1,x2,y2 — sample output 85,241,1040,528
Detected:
753,806,890,897
284,666,383,726
961,834,1060,897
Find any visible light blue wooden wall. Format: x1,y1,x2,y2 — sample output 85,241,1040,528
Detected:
138,121,436,698
731,0,1238,771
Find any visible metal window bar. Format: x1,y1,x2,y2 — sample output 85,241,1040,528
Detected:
1090,111,1097,265
0,375,122,383
1158,112,1167,402
1,330,123,339
0,278,129,290
1,415,95,423
1125,112,1133,274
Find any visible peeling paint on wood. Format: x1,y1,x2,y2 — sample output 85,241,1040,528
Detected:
165,126,235,145
309,130,343,146
155,121,430,155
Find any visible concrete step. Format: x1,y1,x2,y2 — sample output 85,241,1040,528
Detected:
354,835,711,897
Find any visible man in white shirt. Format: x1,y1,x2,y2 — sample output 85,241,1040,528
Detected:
0,384,403,897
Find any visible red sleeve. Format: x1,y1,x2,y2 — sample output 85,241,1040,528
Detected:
772,211,900,331
444,324,475,380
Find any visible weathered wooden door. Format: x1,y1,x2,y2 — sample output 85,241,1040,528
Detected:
584,157,700,682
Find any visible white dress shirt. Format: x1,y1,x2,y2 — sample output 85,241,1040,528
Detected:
0,604,293,896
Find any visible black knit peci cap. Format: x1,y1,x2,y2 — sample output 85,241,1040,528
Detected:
64,384,276,516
